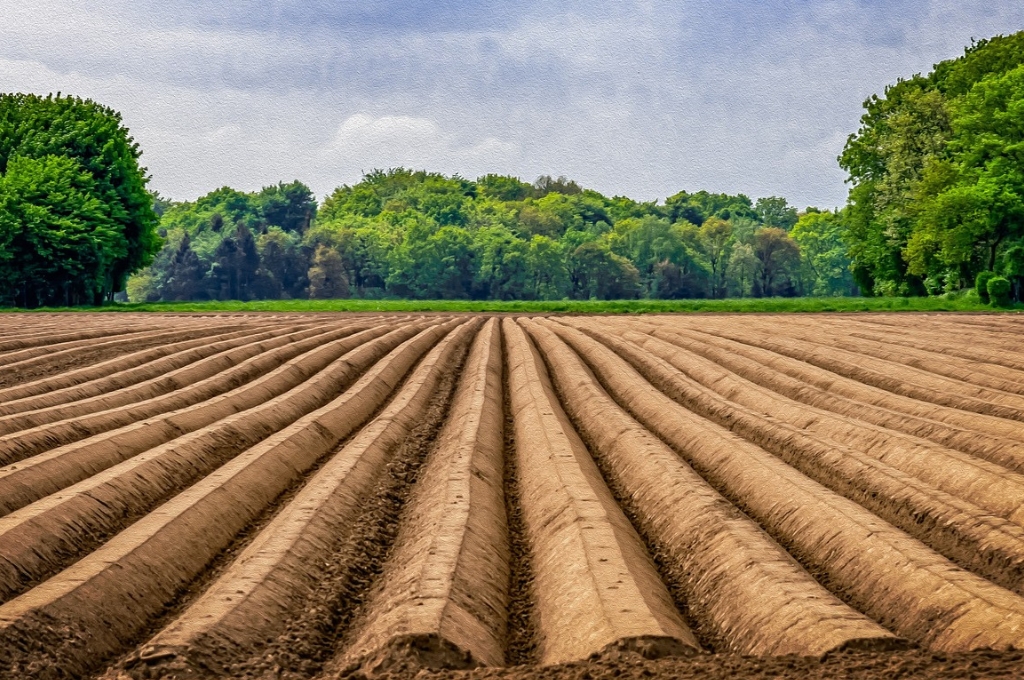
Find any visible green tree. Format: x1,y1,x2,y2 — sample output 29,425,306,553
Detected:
754,227,801,296
608,215,700,297
697,216,734,298
1001,245,1024,302
0,155,121,306
160,233,203,301
568,242,640,300
259,181,316,234
387,220,475,299
532,175,582,197
726,242,759,297
207,222,259,300
473,226,529,300
754,196,799,230
516,204,564,238
255,227,307,299
665,190,757,226
839,31,1024,295
987,275,1012,306
789,210,854,295
0,93,160,304
908,64,1024,281
525,235,569,300
308,245,350,299
477,174,532,202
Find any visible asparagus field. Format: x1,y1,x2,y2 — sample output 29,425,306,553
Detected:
1,312,1024,680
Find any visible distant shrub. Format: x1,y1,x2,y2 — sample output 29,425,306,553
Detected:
987,276,1012,307
976,271,996,304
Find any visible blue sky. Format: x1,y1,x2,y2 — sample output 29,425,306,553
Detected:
2,1,1023,209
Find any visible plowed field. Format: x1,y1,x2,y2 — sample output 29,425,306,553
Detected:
1,312,1024,680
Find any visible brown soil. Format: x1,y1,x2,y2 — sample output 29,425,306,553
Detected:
344,649,1024,680
0,313,1021,680
0,326,245,388
501,334,539,668
128,326,472,680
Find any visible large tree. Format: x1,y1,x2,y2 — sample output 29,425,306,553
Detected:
0,93,160,305
907,64,1024,283
839,32,1024,295
753,227,801,297
0,155,119,306
697,216,733,298
790,209,854,296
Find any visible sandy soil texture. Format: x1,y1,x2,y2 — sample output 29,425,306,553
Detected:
0,311,1021,680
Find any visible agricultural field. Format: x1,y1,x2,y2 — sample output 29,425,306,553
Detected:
1,312,1024,680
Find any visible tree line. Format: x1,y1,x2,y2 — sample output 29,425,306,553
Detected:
0,94,159,307
4,28,1022,307
840,31,1024,301
127,170,854,303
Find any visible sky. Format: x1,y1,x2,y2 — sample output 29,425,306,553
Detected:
1,1,1023,210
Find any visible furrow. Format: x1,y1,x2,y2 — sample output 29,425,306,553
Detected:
561,321,1024,599
0,322,417,516
830,318,1024,364
694,322,1024,421
502,319,698,666
0,323,307,413
0,323,295,408
135,320,480,677
522,318,898,657
636,321,1024,462
0,323,402,468
337,318,508,674
0,323,353,436
602,325,1024,529
0,326,192,373
638,321,1024,448
846,329,1024,373
555,319,1024,652
780,315,1024,359
0,321,450,605
737,319,1024,395
0,324,162,358
0,320,460,679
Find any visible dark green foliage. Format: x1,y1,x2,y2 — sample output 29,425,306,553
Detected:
753,227,801,297
987,276,1012,306
665,190,758,226
477,174,532,202
161,234,203,301
532,175,582,197
976,271,995,303
1001,244,1024,303
754,196,799,230
255,227,307,299
840,31,1024,296
568,242,640,300
308,245,349,299
0,155,118,306
207,223,260,301
0,93,159,305
131,168,831,302
259,181,316,234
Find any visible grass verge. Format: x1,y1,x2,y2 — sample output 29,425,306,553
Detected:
1,297,1021,314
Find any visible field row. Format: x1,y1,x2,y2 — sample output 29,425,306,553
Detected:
0,312,1023,678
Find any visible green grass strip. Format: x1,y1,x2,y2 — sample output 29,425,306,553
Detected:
2,297,1021,314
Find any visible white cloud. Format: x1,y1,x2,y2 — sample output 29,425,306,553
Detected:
2,1,1023,208
327,114,444,162
318,114,521,182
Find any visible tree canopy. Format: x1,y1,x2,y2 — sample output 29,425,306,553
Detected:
840,31,1024,298
128,168,842,303
0,93,159,306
